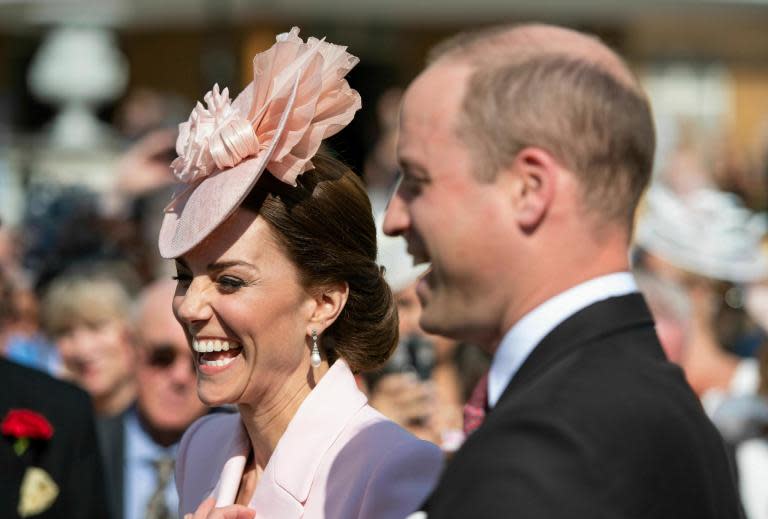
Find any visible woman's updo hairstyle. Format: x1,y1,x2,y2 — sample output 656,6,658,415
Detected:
241,151,398,373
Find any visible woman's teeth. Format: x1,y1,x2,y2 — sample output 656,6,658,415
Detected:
201,357,237,368
192,339,240,353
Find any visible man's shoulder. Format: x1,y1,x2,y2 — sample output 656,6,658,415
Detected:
482,321,721,457
0,358,92,414
438,348,740,518
493,335,702,432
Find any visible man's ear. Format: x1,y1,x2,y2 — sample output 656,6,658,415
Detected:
503,146,558,231
307,281,350,335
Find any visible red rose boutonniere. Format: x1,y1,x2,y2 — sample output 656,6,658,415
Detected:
2,409,59,517
1,409,54,456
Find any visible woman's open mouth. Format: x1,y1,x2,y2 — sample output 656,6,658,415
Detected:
192,339,243,368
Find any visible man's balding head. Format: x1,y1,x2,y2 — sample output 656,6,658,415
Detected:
429,23,639,92
422,23,655,226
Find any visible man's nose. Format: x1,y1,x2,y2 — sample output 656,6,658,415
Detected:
383,192,409,237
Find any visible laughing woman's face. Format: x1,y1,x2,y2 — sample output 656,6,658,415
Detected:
172,208,318,409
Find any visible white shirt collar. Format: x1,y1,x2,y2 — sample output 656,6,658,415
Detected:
487,272,638,408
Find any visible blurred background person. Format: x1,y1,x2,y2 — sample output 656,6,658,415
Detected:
634,182,768,519
112,127,179,283
0,227,59,374
634,184,768,419
733,345,768,519
0,221,109,519
0,268,59,374
41,266,137,417
362,87,403,215
0,356,111,519
98,278,207,519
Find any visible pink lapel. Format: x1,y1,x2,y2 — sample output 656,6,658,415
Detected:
268,359,366,501
210,418,251,507
208,360,367,517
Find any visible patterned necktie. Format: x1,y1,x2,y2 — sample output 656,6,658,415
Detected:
145,456,175,519
463,371,489,436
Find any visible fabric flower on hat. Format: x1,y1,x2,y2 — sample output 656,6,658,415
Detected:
159,27,361,259
170,26,360,187
172,84,255,184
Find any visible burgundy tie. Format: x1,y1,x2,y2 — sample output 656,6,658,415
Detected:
463,371,489,436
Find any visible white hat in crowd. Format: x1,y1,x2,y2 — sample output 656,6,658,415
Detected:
635,183,768,283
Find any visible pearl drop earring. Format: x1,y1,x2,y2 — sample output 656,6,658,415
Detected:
310,329,321,368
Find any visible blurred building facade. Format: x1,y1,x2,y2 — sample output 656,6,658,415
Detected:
1,1,767,209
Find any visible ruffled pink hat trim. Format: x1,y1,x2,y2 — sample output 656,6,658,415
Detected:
158,27,361,259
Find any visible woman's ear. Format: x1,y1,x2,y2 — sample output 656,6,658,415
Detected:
307,281,350,335
504,146,558,232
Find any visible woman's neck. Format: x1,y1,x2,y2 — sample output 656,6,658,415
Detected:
238,363,329,469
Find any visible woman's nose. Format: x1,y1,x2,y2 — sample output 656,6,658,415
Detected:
173,278,214,326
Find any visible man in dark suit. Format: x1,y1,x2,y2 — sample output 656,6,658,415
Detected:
383,23,744,518
0,357,110,519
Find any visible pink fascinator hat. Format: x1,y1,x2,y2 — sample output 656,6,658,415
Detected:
158,27,361,259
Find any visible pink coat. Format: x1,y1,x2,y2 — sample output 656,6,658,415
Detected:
175,360,443,518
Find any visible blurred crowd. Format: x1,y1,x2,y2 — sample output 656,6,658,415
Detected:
1,67,768,519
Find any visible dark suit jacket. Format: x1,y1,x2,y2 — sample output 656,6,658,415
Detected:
0,358,110,519
427,293,744,518
96,411,125,519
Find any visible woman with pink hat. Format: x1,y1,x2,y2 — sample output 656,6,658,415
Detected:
159,28,442,519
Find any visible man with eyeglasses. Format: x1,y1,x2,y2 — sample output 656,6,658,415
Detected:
98,279,207,519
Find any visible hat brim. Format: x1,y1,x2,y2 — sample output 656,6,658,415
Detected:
158,151,272,259
158,73,301,260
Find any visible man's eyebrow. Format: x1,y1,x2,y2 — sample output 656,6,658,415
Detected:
398,158,430,179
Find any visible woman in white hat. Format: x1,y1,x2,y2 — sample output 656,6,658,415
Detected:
160,28,442,519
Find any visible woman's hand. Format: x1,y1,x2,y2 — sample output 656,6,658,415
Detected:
184,498,256,519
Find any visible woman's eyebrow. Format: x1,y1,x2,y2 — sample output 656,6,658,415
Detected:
206,260,258,273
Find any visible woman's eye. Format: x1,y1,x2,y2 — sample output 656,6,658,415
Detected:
217,276,246,291
172,273,192,287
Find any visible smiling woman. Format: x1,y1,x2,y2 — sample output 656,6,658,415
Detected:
41,271,137,417
160,28,442,519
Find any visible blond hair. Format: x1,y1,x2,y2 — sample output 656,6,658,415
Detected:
42,273,132,338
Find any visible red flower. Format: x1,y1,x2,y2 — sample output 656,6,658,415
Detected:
1,409,54,441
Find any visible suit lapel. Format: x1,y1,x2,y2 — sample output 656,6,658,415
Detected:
495,293,655,407
96,411,126,519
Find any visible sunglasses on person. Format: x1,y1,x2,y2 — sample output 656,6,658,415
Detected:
144,344,195,372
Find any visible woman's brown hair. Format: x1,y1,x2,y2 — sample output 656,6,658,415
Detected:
242,151,398,372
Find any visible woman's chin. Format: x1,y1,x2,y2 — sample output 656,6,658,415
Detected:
196,385,238,408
